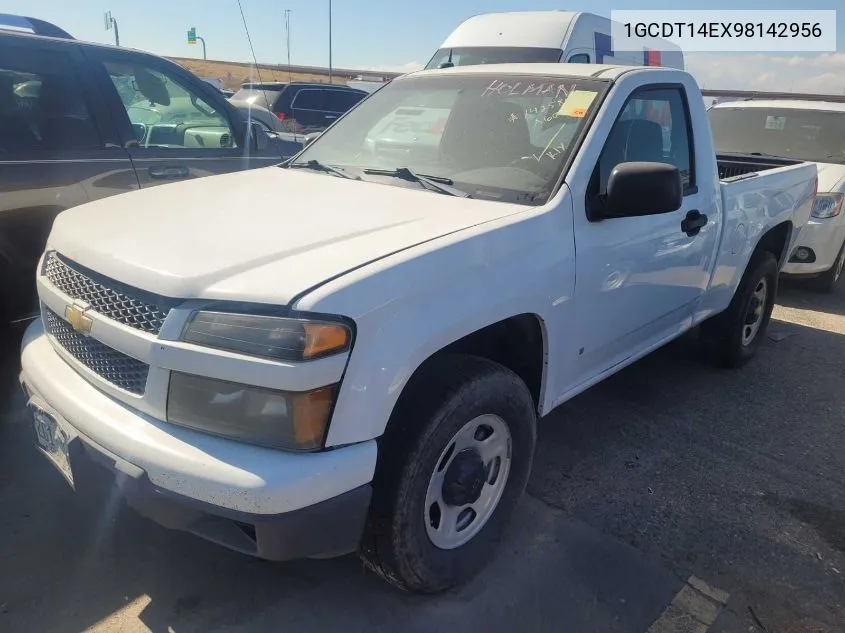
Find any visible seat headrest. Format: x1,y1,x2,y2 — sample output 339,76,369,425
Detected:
440,95,531,170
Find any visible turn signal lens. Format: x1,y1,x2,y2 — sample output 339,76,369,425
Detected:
303,324,350,360
291,386,335,445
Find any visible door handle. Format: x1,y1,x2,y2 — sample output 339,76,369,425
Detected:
149,166,190,179
681,210,708,237
325,115,338,120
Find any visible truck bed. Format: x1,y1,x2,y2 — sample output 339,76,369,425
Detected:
717,153,801,180
696,159,817,322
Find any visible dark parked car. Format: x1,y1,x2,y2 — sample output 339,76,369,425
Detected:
230,82,368,133
0,15,303,326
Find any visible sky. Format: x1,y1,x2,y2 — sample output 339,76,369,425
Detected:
4,0,845,93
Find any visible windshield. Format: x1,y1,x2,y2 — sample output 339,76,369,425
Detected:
291,74,607,205
709,107,845,165
425,47,564,70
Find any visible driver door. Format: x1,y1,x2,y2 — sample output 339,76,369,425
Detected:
568,85,718,387
84,49,277,188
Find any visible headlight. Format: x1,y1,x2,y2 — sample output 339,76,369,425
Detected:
811,193,844,219
167,372,335,451
181,311,351,361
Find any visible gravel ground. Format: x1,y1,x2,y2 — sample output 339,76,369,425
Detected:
528,280,845,632
0,280,843,632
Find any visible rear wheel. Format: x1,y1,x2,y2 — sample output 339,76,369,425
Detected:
813,240,845,294
361,354,536,593
700,249,778,368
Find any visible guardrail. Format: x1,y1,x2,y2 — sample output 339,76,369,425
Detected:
169,57,405,82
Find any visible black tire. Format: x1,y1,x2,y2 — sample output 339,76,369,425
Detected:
812,240,845,294
360,354,537,593
700,249,778,368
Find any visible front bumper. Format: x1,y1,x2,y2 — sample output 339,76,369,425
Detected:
20,320,377,560
782,218,845,277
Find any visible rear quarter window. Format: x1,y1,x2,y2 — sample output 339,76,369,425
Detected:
325,90,366,112
292,89,324,110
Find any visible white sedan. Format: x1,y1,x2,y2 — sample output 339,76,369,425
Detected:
709,99,845,292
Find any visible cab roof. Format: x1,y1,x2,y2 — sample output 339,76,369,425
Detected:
401,62,678,82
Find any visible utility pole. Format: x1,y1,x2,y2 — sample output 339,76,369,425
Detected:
284,9,291,81
104,11,120,46
328,0,333,84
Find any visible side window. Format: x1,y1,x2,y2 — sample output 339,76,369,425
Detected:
594,87,693,194
0,48,101,153
103,60,236,149
292,89,324,111
326,90,364,113
568,53,590,63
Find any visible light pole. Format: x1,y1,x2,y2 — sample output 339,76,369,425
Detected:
104,11,120,46
284,9,291,81
328,0,333,84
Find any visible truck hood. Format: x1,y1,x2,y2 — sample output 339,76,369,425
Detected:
49,167,525,305
816,163,845,192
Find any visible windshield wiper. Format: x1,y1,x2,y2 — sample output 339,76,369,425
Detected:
363,167,471,198
286,159,359,180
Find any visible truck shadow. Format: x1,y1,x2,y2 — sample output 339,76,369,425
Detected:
528,309,845,629
777,276,845,317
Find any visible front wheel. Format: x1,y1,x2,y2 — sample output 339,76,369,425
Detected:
361,354,536,593
700,249,778,368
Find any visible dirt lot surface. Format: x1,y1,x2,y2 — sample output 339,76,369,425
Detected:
1,280,843,632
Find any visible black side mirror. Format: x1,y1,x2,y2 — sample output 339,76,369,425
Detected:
248,122,269,152
601,162,682,219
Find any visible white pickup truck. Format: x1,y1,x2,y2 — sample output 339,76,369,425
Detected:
709,99,845,292
20,64,816,593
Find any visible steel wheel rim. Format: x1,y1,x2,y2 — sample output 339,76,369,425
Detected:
424,414,512,550
742,277,768,346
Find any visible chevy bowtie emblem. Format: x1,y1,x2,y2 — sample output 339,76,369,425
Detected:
65,304,93,335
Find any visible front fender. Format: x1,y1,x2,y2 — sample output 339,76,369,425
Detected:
297,208,574,447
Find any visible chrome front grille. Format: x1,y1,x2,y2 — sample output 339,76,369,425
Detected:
43,252,171,335
45,309,150,395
